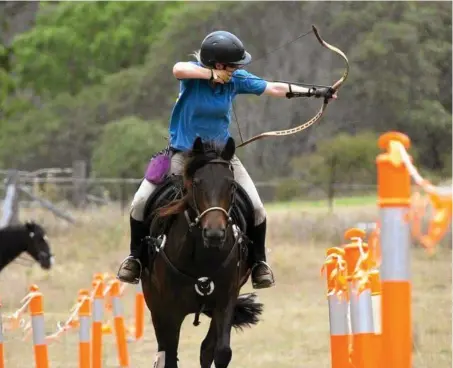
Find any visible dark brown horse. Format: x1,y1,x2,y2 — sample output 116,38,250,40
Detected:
141,137,263,368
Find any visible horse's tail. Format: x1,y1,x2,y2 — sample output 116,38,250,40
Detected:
231,293,263,330
203,293,263,330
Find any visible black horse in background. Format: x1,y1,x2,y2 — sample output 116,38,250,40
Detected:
141,137,263,368
0,221,54,273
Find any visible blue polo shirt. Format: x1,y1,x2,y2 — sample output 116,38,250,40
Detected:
168,61,267,151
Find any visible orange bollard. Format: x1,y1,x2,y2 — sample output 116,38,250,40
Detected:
78,289,91,368
29,285,49,368
369,269,382,367
91,274,104,368
376,131,412,368
110,280,129,368
324,247,351,368
343,228,377,368
135,281,145,341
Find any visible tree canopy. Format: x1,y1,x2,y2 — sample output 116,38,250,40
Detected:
1,1,451,182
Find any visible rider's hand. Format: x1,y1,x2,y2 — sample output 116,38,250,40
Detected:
309,86,338,100
211,69,232,84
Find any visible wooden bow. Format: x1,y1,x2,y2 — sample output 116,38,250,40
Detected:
236,25,350,149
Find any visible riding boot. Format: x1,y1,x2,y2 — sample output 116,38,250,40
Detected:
249,219,275,289
116,216,148,284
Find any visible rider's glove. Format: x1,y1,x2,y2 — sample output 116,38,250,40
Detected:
308,87,335,99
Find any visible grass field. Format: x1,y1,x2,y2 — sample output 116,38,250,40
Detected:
0,202,451,368
265,195,377,211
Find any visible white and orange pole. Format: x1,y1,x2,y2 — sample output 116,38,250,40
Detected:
376,131,412,368
369,269,382,366
110,280,129,368
134,281,145,341
343,228,377,368
91,274,104,368
78,289,91,368
324,247,351,368
29,285,49,368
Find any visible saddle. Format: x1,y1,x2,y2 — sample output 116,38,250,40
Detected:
142,174,255,239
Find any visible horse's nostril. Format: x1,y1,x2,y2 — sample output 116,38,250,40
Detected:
203,228,226,240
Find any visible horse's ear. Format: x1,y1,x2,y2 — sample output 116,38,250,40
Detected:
221,137,236,161
24,220,35,232
192,137,204,155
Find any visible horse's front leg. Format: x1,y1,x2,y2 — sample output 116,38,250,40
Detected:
200,318,216,368
149,303,185,368
212,298,236,368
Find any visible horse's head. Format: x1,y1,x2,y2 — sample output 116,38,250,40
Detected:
185,137,237,248
24,221,54,270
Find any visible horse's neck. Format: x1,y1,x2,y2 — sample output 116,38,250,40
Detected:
0,229,27,272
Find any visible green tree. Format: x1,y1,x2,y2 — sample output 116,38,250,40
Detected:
290,132,382,209
332,2,452,173
11,1,181,97
91,116,167,178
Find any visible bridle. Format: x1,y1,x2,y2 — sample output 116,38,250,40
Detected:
184,158,238,232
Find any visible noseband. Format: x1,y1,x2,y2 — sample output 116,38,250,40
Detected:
184,158,237,231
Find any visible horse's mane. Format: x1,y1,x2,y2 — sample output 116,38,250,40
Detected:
157,141,224,218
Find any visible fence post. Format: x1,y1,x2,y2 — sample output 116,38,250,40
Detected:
72,160,87,208
0,169,20,228
120,173,127,215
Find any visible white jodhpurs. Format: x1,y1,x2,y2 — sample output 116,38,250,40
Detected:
230,155,266,226
130,153,267,226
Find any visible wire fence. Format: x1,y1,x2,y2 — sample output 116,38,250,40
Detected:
0,174,377,210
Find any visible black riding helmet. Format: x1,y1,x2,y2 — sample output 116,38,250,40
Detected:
200,30,252,68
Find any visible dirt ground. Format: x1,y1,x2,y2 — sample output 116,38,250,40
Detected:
0,205,451,367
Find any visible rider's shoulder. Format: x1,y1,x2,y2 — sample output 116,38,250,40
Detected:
232,68,263,81
233,68,250,77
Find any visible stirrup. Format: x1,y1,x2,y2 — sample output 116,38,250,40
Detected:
251,261,275,289
251,260,273,273
117,256,142,284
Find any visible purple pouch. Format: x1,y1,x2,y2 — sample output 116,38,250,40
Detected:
144,151,171,184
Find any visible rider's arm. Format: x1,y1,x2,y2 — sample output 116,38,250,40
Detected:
173,62,211,80
263,82,311,97
233,71,315,98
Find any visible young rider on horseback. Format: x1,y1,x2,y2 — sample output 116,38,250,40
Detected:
117,30,337,288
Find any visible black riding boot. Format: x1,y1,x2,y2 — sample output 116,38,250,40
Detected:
117,216,149,284
249,219,275,289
